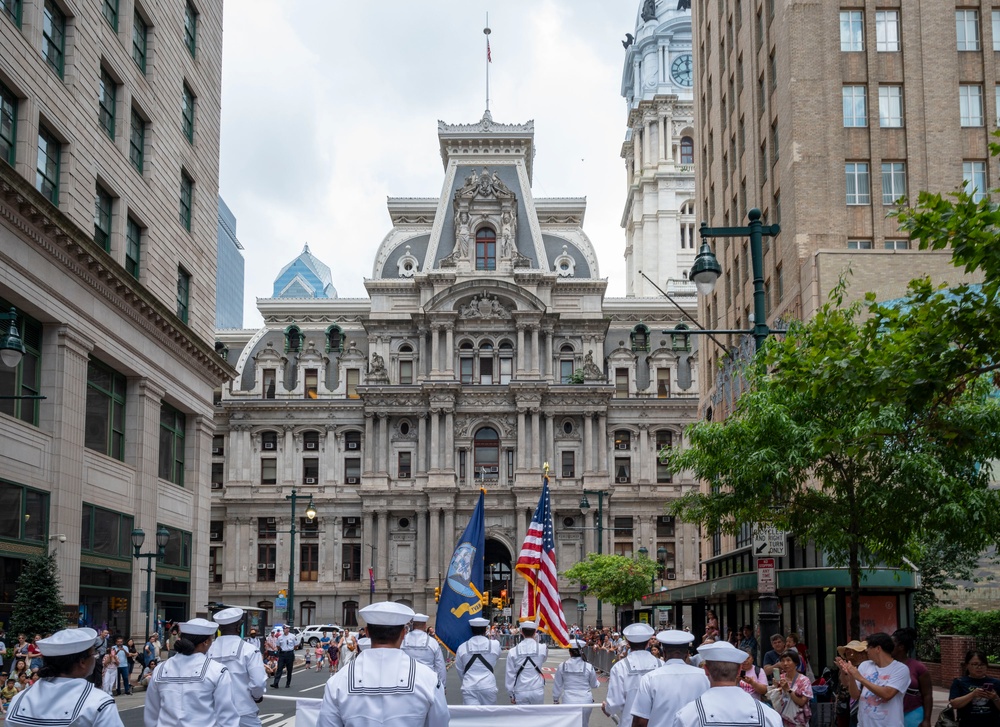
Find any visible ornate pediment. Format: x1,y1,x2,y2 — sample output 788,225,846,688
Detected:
457,293,512,320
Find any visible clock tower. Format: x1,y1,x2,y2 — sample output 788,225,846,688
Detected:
621,0,696,298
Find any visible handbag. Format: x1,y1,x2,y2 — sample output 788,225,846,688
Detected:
935,704,959,727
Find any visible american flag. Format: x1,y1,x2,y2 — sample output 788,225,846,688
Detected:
515,476,571,647
487,39,492,63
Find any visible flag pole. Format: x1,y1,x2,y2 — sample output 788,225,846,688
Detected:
484,17,491,113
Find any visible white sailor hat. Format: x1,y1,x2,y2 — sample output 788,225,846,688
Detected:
623,623,655,641
179,618,219,636
697,641,750,664
357,638,371,651
520,620,538,630
359,601,415,626
656,629,695,646
569,638,587,649
412,613,429,623
213,607,244,625
469,617,490,627
36,627,102,657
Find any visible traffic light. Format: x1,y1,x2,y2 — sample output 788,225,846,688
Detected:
434,586,441,603
500,589,507,606
480,592,489,607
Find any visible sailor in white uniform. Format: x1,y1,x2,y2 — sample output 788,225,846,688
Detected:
672,642,783,727
552,638,599,726
504,620,548,705
6,628,124,727
401,613,447,689
454,617,501,705
207,608,268,727
144,618,241,727
317,601,449,727
604,623,661,727
631,629,710,727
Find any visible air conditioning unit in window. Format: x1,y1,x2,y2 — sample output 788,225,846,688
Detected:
616,443,628,450
257,563,266,569
210,532,220,540
211,482,222,490
346,477,359,484
398,473,411,479
489,466,499,473
346,442,359,450
346,517,359,525
305,442,318,450
212,447,222,455
267,563,275,569
305,477,317,484
343,563,352,570
666,572,677,580
263,442,276,450
266,517,276,525
617,477,629,483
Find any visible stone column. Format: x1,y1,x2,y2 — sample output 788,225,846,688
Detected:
282,426,294,484
429,509,441,581
443,410,453,470
638,425,650,482
643,120,652,168
666,110,674,162
598,414,609,473
544,331,553,379
363,511,374,584
659,116,667,161
530,410,541,468
417,329,427,377
325,427,337,483
377,511,389,585
376,414,387,474
583,412,593,473
516,326,526,373
445,327,454,375
430,410,440,470
431,326,440,374
416,510,428,583
545,414,555,466
515,508,527,563
364,414,375,473
443,508,455,560
417,415,427,474
516,409,526,468
329,516,341,583
531,327,540,375
633,125,642,171
633,59,641,101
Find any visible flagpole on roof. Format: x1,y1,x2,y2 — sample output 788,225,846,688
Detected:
484,17,491,113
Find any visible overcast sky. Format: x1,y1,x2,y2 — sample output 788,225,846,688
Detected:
219,1,645,329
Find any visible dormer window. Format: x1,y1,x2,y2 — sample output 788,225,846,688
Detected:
476,228,496,271
671,324,691,351
631,324,650,352
680,136,694,165
285,325,302,353
326,325,343,353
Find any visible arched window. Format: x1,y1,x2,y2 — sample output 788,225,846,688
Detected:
398,344,414,385
680,136,694,165
479,341,494,384
342,600,358,628
671,323,691,351
474,427,500,481
631,323,650,352
285,325,302,353
326,325,343,353
559,344,576,384
476,228,497,270
499,341,514,385
459,340,475,384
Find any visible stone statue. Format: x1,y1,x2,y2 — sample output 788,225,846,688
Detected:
370,352,386,374
641,0,657,23
501,210,514,257
677,0,691,10
457,211,471,258
582,350,604,381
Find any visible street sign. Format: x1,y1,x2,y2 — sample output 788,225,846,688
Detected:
577,603,587,611
753,524,787,557
275,596,287,610
757,557,776,594
658,610,669,624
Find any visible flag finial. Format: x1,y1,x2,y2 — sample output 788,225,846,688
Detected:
543,462,549,476
484,16,492,112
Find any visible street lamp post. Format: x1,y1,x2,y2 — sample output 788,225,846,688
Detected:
284,488,316,628
579,490,608,629
131,526,170,639
687,207,782,660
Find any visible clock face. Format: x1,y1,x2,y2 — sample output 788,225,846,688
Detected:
671,54,693,87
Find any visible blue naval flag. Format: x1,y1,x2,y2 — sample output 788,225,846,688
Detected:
434,489,486,655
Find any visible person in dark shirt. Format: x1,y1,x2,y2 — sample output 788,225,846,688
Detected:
763,634,786,679
948,650,1000,727
738,625,758,658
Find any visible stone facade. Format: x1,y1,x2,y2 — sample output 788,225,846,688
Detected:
0,0,229,635
208,112,704,629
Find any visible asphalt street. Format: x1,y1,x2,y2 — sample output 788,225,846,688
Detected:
116,650,618,727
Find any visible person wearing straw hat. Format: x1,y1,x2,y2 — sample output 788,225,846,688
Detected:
454,617,500,706
5,627,124,727
317,601,449,727
672,641,783,727
631,629,710,727
553,637,599,726
208,608,268,727
144,618,240,727
401,613,447,690
604,622,661,727
505,620,548,705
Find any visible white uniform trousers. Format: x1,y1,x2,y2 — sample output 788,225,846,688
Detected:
238,714,262,727
513,689,544,705
461,687,497,705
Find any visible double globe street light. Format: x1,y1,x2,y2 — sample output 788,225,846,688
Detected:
131,526,171,639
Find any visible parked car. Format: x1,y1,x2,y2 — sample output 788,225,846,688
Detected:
301,624,343,647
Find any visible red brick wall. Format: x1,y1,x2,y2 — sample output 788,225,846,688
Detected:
928,635,1000,687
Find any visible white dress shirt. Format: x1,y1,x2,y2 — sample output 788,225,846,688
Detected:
605,649,662,727
276,634,297,652
505,637,548,696
143,652,241,727
671,686,783,727
207,635,268,715
454,635,501,695
316,648,449,727
400,630,447,688
630,658,711,727
6,677,124,727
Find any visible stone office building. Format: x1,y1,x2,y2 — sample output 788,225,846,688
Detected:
209,108,706,628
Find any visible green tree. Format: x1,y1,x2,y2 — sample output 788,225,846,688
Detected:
11,553,66,637
562,553,660,626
